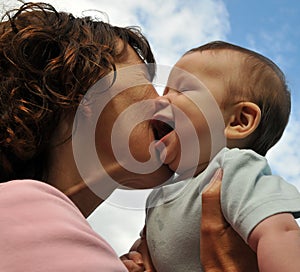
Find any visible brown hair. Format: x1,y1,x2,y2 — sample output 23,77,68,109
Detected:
0,2,155,182
188,41,291,156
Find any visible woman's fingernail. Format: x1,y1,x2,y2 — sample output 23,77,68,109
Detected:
136,259,144,265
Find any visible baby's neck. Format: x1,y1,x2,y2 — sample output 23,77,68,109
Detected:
176,162,209,180
193,162,209,177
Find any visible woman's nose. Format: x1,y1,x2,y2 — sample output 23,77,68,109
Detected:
155,96,171,112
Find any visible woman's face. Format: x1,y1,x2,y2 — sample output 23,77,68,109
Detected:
90,43,173,189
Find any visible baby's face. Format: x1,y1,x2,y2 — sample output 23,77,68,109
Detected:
152,50,235,176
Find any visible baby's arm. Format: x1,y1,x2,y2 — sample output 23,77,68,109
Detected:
248,213,300,272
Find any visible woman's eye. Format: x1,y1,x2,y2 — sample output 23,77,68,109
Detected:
163,88,170,95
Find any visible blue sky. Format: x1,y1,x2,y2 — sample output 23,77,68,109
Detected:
3,0,299,255
224,0,300,106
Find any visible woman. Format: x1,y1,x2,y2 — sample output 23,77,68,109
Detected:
0,2,256,271
0,2,171,271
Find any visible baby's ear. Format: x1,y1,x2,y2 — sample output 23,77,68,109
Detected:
225,102,261,140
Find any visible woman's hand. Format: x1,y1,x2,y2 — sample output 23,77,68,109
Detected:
201,169,258,272
120,233,156,272
120,250,145,272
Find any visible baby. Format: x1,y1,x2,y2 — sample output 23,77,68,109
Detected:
141,41,300,272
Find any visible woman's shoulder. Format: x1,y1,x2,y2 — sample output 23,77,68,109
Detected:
0,179,127,271
0,179,75,204
0,179,85,229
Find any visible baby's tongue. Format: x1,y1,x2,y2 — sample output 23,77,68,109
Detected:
153,120,174,140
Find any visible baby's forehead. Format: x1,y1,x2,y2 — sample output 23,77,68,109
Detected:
183,49,241,74
171,49,242,87
196,48,242,67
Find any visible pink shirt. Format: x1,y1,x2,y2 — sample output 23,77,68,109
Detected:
0,179,127,272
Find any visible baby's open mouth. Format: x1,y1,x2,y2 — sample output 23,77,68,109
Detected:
151,119,174,140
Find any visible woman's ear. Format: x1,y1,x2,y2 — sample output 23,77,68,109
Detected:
225,102,261,140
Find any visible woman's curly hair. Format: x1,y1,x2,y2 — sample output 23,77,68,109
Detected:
0,2,155,182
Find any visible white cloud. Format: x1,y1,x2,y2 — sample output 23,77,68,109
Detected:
88,201,147,255
127,0,230,64
2,0,229,66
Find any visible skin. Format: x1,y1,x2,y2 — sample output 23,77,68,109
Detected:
153,49,256,175
201,169,259,272
47,42,173,217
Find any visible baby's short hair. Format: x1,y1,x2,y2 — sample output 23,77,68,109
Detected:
188,41,290,156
